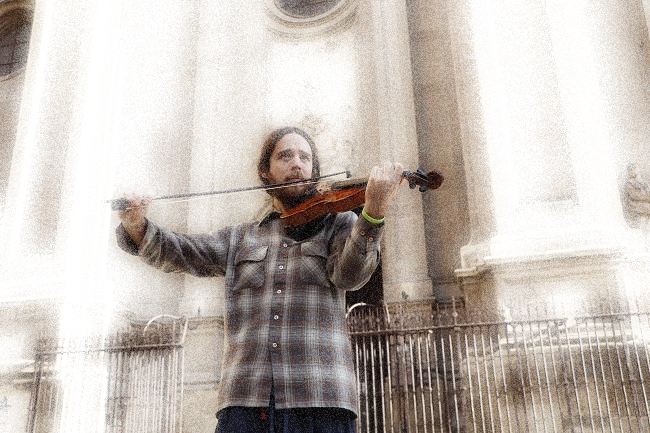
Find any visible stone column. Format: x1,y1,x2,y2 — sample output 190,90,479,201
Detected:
451,0,649,264
1,1,126,430
544,0,627,239
445,0,499,314
0,0,125,307
0,0,30,210
446,0,497,271
359,0,432,302
406,0,470,301
582,0,650,190
0,0,83,258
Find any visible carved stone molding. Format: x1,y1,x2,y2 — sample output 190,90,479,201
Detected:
266,0,357,38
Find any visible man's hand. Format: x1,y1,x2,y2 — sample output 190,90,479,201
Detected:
363,162,405,219
117,193,151,246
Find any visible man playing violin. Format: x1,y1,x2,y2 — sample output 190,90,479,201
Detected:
116,126,405,433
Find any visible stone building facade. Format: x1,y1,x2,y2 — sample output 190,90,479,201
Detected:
1,0,649,431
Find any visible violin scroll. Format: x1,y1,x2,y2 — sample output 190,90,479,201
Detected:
403,169,444,192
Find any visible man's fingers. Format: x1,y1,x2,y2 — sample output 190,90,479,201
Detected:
369,162,405,185
116,194,152,226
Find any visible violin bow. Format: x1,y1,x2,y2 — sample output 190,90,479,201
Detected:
108,170,351,211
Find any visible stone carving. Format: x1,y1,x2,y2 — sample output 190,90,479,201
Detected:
624,163,650,230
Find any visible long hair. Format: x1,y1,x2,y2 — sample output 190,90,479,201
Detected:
258,126,321,186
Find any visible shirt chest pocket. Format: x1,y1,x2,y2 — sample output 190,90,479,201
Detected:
233,246,268,290
299,240,330,287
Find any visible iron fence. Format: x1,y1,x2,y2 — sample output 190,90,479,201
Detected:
347,300,650,433
25,301,650,433
26,318,187,433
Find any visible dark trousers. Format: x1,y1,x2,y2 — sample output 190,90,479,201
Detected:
215,389,356,433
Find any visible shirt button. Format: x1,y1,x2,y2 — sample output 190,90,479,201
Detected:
272,343,278,348
276,290,282,294
282,243,288,248
278,265,284,270
274,315,279,320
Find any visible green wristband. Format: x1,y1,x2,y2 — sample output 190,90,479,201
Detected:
361,208,385,225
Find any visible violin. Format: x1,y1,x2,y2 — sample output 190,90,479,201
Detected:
109,168,444,226
280,168,443,226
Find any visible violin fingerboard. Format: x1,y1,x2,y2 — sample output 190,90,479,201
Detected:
330,178,368,190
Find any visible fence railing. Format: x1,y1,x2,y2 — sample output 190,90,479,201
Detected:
26,318,187,433
26,301,650,433
347,299,650,433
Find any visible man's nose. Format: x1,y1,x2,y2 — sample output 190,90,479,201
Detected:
290,155,305,170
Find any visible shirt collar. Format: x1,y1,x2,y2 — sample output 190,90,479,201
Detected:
259,210,281,226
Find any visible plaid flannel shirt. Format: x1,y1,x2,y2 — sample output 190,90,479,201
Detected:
116,210,383,416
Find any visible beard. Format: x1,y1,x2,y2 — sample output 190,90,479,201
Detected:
270,183,318,209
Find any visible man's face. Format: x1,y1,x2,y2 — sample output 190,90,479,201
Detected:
262,133,314,200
